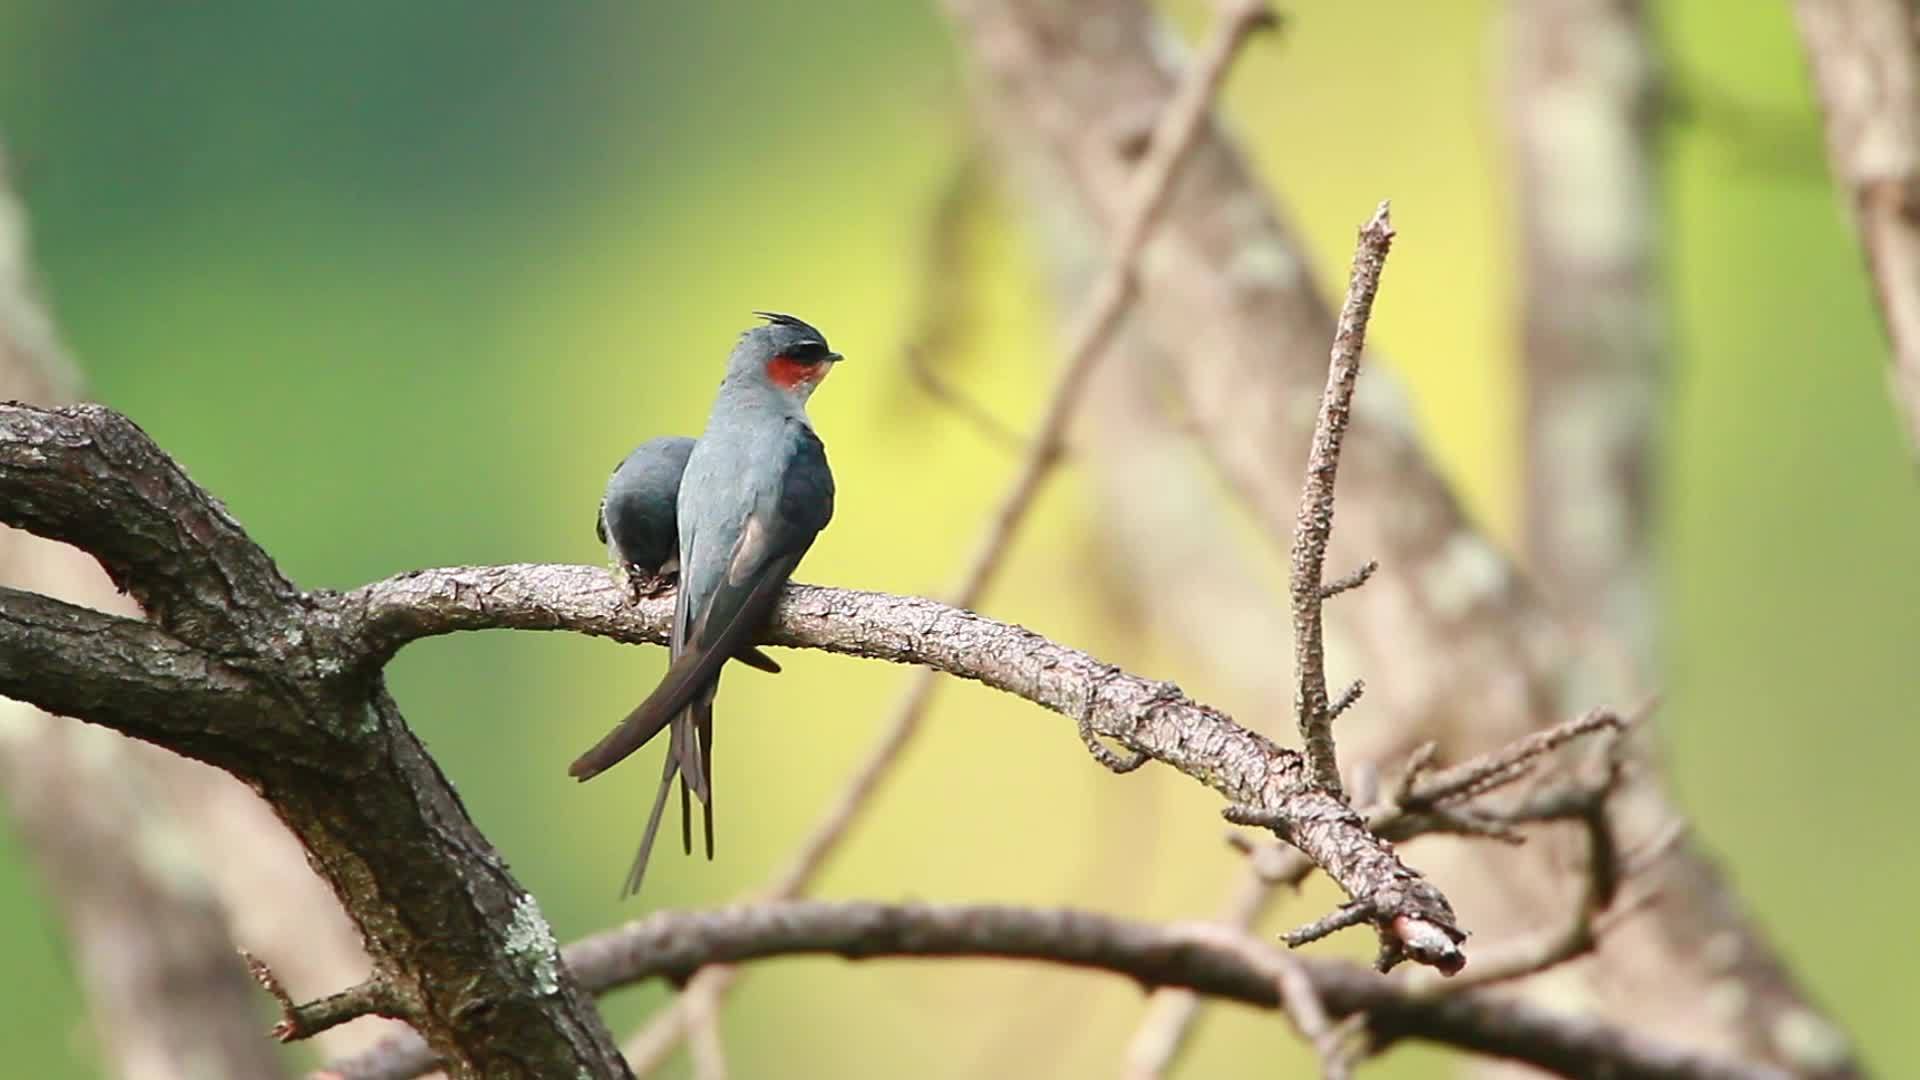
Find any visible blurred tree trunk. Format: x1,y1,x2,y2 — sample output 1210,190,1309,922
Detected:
1509,0,1664,689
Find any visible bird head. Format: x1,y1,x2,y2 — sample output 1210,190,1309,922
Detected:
728,312,843,404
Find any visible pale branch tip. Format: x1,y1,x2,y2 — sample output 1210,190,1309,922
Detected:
1328,678,1364,720
1284,899,1375,948
1290,202,1398,799
1318,559,1378,600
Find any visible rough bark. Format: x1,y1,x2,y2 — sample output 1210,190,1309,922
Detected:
938,0,1858,1075
0,403,630,1077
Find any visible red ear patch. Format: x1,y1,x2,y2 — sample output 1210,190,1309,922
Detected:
766,355,822,389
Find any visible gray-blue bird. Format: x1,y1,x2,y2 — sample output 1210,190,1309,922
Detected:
598,436,780,674
573,312,841,896
598,436,697,596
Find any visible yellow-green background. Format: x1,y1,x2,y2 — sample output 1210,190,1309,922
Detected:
1,1,1913,1076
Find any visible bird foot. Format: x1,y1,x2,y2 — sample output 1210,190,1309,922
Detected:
623,566,678,602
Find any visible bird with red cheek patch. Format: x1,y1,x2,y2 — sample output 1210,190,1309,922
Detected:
571,311,842,897
765,352,834,392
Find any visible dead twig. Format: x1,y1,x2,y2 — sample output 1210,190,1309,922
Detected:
243,952,397,1043
1290,204,1395,796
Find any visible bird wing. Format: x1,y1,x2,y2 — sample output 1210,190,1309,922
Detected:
735,647,781,674
567,543,804,782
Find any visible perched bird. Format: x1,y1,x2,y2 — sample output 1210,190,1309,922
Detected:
597,436,780,672
572,312,841,896
598,436,698,598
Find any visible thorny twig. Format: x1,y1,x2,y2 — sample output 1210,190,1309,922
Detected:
619,2,1281,1069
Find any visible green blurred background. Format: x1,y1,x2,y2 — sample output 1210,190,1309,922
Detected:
1,1,1914,1075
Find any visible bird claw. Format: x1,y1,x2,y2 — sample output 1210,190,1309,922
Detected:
620,564,679,602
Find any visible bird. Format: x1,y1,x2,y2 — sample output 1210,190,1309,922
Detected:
598,435,697,599
597,436,780,674
572,312,840,897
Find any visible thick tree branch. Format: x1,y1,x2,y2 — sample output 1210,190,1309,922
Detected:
0,403,629,1077
0,403,299,645
1793,0,1920,461
325,900,1788,1080
0,584,259,739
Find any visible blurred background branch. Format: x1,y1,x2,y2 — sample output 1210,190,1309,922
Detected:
1791,0,1920,462
943,0,1857,1075
1508,0,1665,684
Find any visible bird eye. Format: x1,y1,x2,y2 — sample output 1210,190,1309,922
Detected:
788,341,830,363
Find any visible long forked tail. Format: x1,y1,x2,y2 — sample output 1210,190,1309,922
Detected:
572,646,721,781
622,725,684,897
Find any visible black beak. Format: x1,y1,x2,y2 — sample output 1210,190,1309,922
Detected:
826,351,845,364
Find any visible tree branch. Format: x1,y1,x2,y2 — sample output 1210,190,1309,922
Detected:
1291,201,1393,796
0,403,629,1077
323,900,1789,1080
0,403,298,645
0,584,259,741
